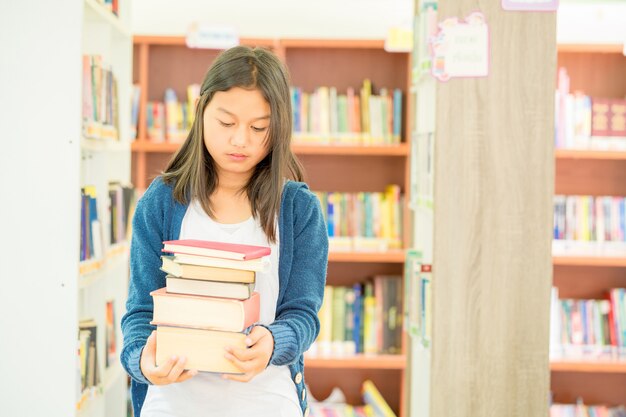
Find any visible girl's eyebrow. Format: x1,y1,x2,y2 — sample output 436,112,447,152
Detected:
217,107,270,121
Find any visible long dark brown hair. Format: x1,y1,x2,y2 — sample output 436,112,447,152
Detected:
162,46,304,243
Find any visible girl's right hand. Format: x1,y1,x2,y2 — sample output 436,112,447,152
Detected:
140,330,198,385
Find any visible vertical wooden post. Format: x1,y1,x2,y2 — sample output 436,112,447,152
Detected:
430,1,556,416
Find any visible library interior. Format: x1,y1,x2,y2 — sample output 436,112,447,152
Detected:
2,1,626,417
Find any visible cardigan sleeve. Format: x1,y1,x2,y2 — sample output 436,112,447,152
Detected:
120,180,169,384
266,186,328,365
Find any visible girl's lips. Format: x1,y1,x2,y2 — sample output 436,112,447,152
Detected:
228,153,248,161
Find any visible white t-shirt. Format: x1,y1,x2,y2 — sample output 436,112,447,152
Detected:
140,199,302,417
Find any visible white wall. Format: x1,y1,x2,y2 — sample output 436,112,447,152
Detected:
0,0,81,416
131,0,414,38
132,0,625,46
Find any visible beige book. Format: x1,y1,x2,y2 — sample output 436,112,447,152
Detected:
155,326,245,374
161,256,256,283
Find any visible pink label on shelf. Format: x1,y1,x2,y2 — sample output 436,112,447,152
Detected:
429,12,490,82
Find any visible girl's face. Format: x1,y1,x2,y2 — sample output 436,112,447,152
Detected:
203,87,271,180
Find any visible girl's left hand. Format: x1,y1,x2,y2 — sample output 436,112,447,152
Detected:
223,325,274,382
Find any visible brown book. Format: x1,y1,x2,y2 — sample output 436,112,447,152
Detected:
155,326,245,374
166,275,254,300
591,98,626,137
161,256,255,283
150,288,260,332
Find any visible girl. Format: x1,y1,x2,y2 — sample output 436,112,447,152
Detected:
121,46,328,417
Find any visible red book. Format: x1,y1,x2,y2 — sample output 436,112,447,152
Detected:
162,239,270,260
150,288,260,332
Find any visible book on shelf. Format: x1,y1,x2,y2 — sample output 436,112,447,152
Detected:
549,286,626,360
162,239,271,260
315,186,403,253
153,239,265,373
362,379,397,417
155,326,247,374
78,319,101,393
290,79,403,146
555,67,626,150
81,54,119,141
165,275,255,300
151,288,260,332
145,83,200,143
105,300,116,368
550,402,626,417
108,181,135,246
553,194,626,257
130,84,140,140
161,255,256,283
307,381,392,417
80,185,103,262
309,278,402,357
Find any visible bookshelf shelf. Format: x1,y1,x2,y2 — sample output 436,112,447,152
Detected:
81,137,131,153
557,43,624,54
328,250,405,263
293,144,409,156
555,149,626,161
553,256,626,268
305,354,406,369
83,0,130,39
79,245,129,289
550,360,626,373
131,140,410,156
551,44,626,408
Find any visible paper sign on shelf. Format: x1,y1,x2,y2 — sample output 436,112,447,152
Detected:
429,12,489,82
502,0,559,12
186,23,239,49
385,26,414,53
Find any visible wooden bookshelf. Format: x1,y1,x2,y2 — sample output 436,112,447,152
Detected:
131,141,410,156
305,354,406,369
555,149,626,161
131,36,411,416
551,44,626,408
550,361,626,374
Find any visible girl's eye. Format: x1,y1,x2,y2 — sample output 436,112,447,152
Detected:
251,126,268,133
218,120,234,127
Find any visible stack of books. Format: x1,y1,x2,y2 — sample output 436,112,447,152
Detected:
151,239,270,374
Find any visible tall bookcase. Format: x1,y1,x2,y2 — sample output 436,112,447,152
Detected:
1,1,132,416
551,43,626,407
130,36,411,416
79,1,133,416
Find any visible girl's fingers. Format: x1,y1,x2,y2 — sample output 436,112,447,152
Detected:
228,346,255,362
176,369,198,383
224,351,251,374
151,355,177,378
166,356,188,381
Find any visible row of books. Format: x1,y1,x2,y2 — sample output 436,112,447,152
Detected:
553,195,626,243
550,287,626,360
76,301,117,406
80,183,135,262
309,277,402,357
555,67,626,150
142,84,201,143
290,81,403,146
82,55,119,140
314,186,403,252
550,403,626,417
94,0,120,16
152,239,270,373
309,380,397,417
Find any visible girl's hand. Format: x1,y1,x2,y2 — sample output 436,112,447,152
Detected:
223,325,274,382
140,330,198,385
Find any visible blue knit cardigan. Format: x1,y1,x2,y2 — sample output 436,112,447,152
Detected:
120,177,328,416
